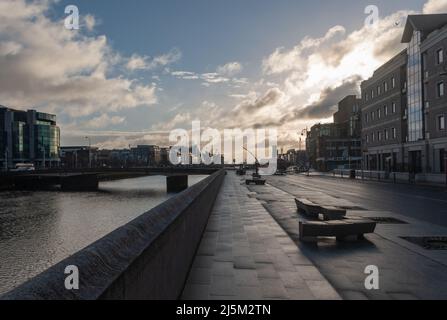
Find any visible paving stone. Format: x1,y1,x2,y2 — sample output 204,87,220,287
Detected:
233,256,257,270
340,290,369,300
295,265,326,281
279,271,307,289
234,269,259,287
182,284,210,300
256,263,281,279
212,261,234,276
210,275,236,297
286,287,315,300
188,267,212,285
305,280,341,300
236,286,263,300
259,278,289,299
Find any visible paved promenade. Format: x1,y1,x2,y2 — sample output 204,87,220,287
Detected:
182,171,447,300
181,172,340,300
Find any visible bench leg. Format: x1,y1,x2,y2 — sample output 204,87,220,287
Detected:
300,235,318,243
336,234,366,242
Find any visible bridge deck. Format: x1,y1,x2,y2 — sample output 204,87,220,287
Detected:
181,172,340,300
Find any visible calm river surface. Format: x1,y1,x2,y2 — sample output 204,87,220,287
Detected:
0,175,207,295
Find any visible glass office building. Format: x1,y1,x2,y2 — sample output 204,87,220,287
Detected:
0,106,60,169
35,112,60,162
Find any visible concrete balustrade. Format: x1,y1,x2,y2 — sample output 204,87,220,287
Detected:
1,169,225,300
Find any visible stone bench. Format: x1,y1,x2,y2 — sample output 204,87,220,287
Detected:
299,219,377,242
295,198,346,220
246,178,266,185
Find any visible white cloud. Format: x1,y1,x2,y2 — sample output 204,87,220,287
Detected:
217,61,243,76
231,5,428,150
126,48,182,71
152,112,191,131
84,14,97,31
85,114,126,129
0,0,158,118
0,41,23,56
126,54,149,71
263,26,346,75
423,0,447,13
258,9,414,123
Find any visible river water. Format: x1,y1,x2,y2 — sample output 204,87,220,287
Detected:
0,175,208,295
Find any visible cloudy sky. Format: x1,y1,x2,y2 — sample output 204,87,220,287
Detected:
1,0,447,150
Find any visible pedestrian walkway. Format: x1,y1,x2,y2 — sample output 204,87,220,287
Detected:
181,172,340,300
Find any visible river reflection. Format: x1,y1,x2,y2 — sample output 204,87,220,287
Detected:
0,175,207,295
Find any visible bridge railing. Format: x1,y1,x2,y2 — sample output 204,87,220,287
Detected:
1,169,226,300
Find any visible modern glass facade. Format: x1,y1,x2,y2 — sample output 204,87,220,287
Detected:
35,124,60,159
0,107,60,168
407,31,424,142
12,121,28,159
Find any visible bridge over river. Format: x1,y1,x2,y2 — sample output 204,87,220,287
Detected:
0,167,220,192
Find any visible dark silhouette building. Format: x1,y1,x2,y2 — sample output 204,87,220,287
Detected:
306,95,362,171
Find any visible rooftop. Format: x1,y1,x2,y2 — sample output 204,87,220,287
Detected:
402,14,447,43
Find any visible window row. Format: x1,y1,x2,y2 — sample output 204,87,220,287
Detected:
365,128,398,144
364,102,397,124
364,76,396,102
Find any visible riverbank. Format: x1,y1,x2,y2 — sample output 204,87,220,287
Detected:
0,174,209,295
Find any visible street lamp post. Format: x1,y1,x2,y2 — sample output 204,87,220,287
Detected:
85,136,92,169
298,128,309,175
445,155,447,187
4,148,8,172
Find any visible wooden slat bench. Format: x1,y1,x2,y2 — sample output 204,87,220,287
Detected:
295,198,346,220
299,219,377,242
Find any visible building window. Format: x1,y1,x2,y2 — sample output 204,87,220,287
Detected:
371,111,375,121
365,93,369,102
366,134,369,144
438,82,445,97
378,131,382,141
392,77,396,88
372,132,375,142
392,128,397,139
365,113,369,123
378,108,381,119
385,129,389,140
384,105,388,116
377,85,381,95
439,115,446,130
392,102,396,113
437,48,444,64
384,81,388,92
